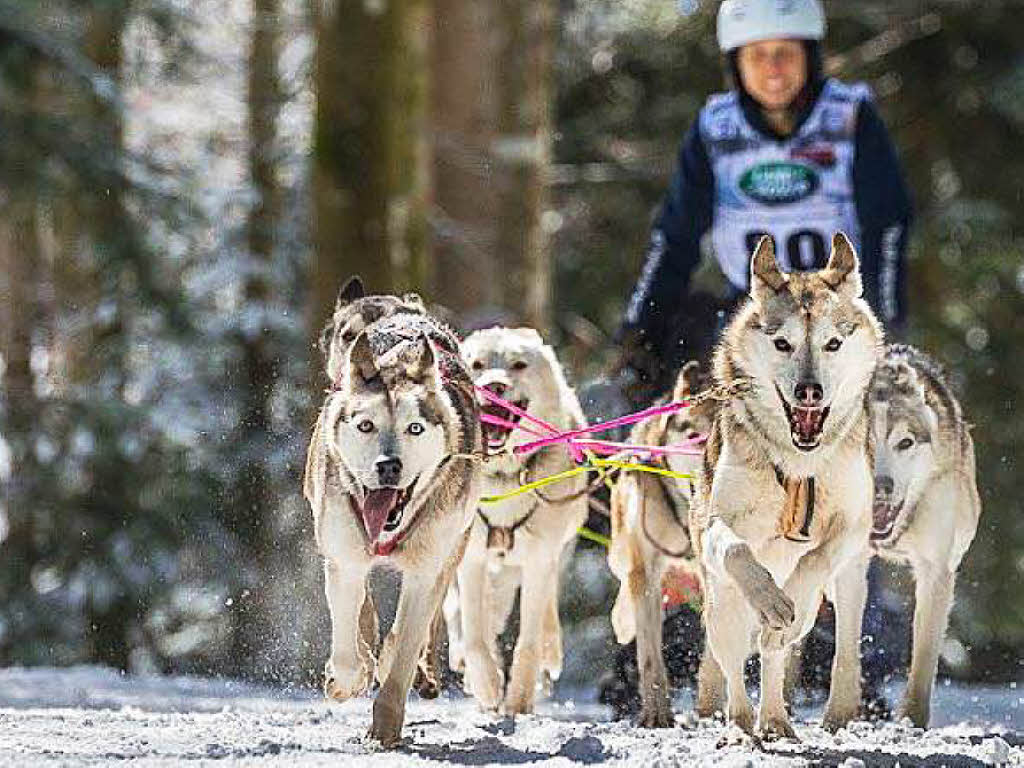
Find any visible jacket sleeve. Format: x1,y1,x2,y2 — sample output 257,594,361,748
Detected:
853,100,913,335
620,122,714,355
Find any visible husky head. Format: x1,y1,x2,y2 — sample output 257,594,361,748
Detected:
661,361,716,483
320,276,426,385
461,327,581,455
867,359,940,542
326,329,450,550
728,233,882,453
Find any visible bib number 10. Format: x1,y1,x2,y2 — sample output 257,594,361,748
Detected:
745,230,828,270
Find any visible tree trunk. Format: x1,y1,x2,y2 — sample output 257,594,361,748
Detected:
430,0,554,331
221,0,282,678
311,0,432,351
493,0,555,333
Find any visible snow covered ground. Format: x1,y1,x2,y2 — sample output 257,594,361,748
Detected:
0,666,1020,766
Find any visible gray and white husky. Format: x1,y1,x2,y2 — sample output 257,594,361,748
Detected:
447,327,588,714
692,234,883,738
867,344,981,727
304,286,482,747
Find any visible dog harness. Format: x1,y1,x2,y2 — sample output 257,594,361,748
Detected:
641,469,692,559
773,466,816,542
701,78,870,289
477,504,538,554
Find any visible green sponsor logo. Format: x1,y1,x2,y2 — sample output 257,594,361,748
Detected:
739,162,818,205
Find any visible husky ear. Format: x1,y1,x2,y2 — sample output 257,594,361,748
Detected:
403,332,438,385
337,276,366,307
749,236,786,299
821,232,862,297
673,360,702,400
348,330,378,385
402,292,425,310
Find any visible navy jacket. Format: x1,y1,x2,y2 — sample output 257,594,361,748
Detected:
622,96,913,370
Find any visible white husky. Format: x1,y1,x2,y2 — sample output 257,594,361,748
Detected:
448,327,589,714
692,234,883,738
866,344,981,727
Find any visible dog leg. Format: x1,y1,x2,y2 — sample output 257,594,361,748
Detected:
757,646,796,740
704,519,795,631
458,556,503,711
370,564,453,747
783,643,802,711
823,554,868,732
504,558,553,714
412,606,443,699
324,560,374,702
695,647,725,718
705,583,756,734
540,577,563,684
634,559,674,728
901,561,954,728
443,582,465,674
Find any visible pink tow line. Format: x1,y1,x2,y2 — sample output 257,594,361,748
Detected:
472,384,702,461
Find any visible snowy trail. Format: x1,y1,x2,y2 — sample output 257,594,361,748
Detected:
0,667,1020,766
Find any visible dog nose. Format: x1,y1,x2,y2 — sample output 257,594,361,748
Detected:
794,381,823,407
484,381,508,397
875,475,894,498
376,457,403,486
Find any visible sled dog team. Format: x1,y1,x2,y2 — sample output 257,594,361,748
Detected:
304,234,980,747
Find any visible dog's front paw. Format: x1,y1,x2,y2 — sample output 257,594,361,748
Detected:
744,576,794,631
413,664,440,700
367,698,405,749
324,656,373,701
638,702,675,729
758,712,798,741
822,703,858,733
464,656,503,711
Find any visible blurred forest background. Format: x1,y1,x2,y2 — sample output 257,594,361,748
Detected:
0,0,1021,690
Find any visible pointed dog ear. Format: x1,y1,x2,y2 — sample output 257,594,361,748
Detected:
821,232,862,298
749,236,786,301
402,292,425,310
337,276,365,306
673,360,702,401
407,332,438,385
348,330,378,385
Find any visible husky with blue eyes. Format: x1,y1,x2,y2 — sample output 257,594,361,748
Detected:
304,295,481,748
867,344,980,727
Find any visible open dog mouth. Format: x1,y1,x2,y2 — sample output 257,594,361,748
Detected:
480,398,529,452
351,476,419,546
871,499,903,541
776,386,829,452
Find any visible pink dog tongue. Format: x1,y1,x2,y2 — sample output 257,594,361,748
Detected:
794,407,821,439
361,489,399,542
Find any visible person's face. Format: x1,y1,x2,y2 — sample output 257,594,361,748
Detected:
736,39,808,111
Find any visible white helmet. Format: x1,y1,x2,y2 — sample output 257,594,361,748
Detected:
716,0,825,53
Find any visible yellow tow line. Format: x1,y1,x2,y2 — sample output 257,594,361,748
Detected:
478,454,693,549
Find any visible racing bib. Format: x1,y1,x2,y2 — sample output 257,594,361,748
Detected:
699,79,870,290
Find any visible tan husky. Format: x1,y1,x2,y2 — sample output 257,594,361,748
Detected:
304,298,482,747
451,327,588,714
607,361,717,727
692,234,883,738
866,344,981,727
